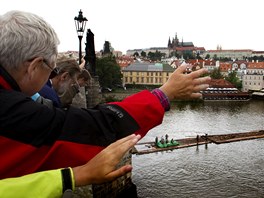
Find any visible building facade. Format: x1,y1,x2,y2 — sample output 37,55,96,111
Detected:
203,49,252,60
122,62,175,86
242,61,264,92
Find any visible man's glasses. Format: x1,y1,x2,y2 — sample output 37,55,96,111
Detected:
43,59,59,79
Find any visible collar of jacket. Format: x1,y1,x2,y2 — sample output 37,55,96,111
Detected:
0,64,21,91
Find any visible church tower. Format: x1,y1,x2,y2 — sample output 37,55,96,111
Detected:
168,37,171,48
175,33,179,47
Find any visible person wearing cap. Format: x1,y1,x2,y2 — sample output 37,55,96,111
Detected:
0,9,210,189
60,68,91,108
38,57,81,108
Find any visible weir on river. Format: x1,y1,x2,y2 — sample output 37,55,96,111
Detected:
132,130,264,155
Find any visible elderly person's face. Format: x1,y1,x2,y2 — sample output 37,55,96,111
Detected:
54,72,78,95
17,57,57,96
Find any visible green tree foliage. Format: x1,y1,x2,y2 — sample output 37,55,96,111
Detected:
225,71,242,89
196,53,202,59
170,51,180,58
220,57,232,62
147,50,166,61
183,51,195,59
210,68,223,79
213,54,219,60
205,54,210,59
133,52,139,57
96,56,122,89
141,51,146,57
248,55,264,62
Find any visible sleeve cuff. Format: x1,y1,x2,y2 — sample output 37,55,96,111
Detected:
151,88,170,111
61,167,75,193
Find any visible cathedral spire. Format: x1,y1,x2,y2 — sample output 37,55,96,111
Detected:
168,37,171,48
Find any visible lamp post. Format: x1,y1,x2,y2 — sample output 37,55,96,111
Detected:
74,10,88,64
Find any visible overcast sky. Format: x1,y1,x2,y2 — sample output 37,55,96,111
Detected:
1,0,264,54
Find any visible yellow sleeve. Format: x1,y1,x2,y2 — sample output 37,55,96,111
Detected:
0,168,75,198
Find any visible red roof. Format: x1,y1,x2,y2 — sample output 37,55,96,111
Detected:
209,79,235,88
219,63,232,72
247,62,264,69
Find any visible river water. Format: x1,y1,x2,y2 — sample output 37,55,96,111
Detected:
132,100,264,198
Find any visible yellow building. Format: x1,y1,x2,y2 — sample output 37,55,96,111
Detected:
122,62,175,86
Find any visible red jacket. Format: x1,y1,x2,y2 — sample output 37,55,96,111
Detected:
0,65,164,179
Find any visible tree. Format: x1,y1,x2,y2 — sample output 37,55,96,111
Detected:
170,51,180,58
196,52,202,59
147,50,166,61
205,54,210,59
213,54,219,60
225,71,242,89
141,51,146,57
210,68,223,79
96,56,122,89
133,52,139,57
220,57,232,62
183,51,194,60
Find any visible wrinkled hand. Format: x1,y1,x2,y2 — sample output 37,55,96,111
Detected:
159,64,211,100
73,134,141,186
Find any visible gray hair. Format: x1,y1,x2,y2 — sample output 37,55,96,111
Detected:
55,57,81,78
0,10,60,70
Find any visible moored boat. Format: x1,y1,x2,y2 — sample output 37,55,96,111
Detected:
156,140,179,148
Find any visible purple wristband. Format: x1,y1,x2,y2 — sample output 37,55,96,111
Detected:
151,88,170,111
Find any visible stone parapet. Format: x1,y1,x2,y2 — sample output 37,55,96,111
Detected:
86,76,102,108
74,150,133,198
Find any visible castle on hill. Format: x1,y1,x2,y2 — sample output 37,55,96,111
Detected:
126,33,205,58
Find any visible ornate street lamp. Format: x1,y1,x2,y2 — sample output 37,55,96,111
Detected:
74,10,88,64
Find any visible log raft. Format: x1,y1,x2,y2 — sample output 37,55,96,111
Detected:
132,130,264,155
